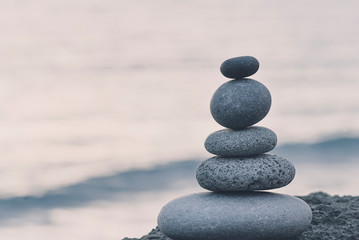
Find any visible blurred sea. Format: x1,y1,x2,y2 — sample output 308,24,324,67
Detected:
0,0,359,239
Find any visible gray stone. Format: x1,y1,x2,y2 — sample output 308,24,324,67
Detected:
196,154,295,191
220,56,260,79
210,79,271,129
205,126,277,157
157,191,312,240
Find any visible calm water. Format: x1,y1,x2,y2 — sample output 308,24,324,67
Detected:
0,0,359,239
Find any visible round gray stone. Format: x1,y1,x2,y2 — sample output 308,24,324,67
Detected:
220,56,260,79
204,126,277,157
210,79,271,129
158,191,312,240
196,154,295,191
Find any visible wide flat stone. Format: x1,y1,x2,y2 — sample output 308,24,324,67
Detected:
196,154,295,191
220,56,260,79
205,126,277,157
158,191,312,240
210,79,271,130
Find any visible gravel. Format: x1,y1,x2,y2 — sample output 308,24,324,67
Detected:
122,192,359,240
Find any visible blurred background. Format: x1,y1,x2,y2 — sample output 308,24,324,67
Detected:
0,0,359,239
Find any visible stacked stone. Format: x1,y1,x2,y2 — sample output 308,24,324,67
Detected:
157,56,312,240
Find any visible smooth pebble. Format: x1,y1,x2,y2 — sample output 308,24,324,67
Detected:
205,126,277,157
220,56,260,79
210,79,271,129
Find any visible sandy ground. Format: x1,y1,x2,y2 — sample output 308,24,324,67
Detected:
123,192,359,240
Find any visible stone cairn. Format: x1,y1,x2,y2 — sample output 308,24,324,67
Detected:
157,56,312,240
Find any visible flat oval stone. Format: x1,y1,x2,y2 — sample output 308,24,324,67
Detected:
220,56,259,79
205,126,277,157
210,79,271,129
158,191,312,240
196,154,295,191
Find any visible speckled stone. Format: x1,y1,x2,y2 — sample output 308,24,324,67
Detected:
210,79,271,129
196,154,295,191
220,56,260,79
205,126,277,157
157,191,312,240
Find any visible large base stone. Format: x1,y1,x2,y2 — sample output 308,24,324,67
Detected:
157,192,312,240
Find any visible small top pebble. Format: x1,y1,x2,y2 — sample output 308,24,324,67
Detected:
220,56,259,79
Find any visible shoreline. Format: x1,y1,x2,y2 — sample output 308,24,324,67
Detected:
123,192,359,240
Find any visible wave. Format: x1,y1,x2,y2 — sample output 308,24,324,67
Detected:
0,137,357,223
273,137,359,163
0,160,200,223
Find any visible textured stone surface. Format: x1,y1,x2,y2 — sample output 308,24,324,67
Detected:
220,56,260,79
157,192,312,240
297,192,359,240
205,126,277,157
210,79,271,129
196,154,295,191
